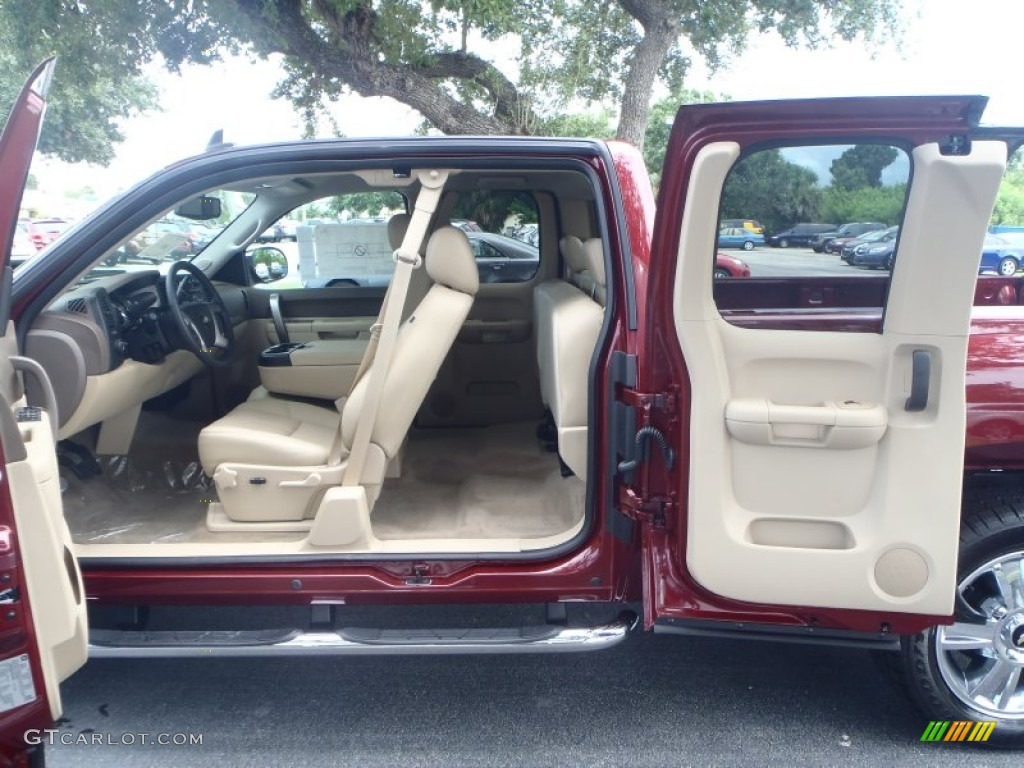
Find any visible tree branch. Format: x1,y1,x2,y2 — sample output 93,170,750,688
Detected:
412,51,532,130
616,1,680,148
233,0,522,135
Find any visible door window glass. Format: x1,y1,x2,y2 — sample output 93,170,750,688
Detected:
714,143,911,320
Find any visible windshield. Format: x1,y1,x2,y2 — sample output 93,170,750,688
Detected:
74,189,254,284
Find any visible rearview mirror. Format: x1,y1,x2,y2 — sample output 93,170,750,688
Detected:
248,246,289,284
175,195,222,220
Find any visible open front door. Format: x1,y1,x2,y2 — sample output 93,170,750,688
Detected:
0,59,89,758
639,97,1011,633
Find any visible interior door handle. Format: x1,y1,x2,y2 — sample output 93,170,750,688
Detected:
269,292,289,343
11,356,58,440
725,398,887,449
905,350,932,412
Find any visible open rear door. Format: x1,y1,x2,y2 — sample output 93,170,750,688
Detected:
0,59,89,758
638,97,1011,634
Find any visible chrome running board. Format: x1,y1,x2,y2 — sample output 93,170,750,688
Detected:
88,613,637,658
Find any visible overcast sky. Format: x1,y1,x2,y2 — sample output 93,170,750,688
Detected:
31,0,1024,203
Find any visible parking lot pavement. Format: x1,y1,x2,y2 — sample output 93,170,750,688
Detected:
730,247,881,278
46,629,1018,767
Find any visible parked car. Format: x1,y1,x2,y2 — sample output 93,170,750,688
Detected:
767,222,836,248
842,226,900,269
713,252,751,278
812,221,887,253
980,233,1024,276
721,218,765,235
451,218,483,233
506,222,539,246
468,231,539,283
26,217,70,250
7,62,1024,757
10,220,33,266
256,222,286,243
717,226,764,250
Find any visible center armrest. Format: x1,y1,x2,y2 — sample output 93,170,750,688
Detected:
258,339,369,400
288,339,368,366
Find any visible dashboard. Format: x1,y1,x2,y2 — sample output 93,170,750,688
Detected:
48,270,183,373
23,266,249,439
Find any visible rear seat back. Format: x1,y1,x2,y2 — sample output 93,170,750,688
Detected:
533,237,606,480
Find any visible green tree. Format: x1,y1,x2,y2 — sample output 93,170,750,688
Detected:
326,192,406,218
721,150,822,233
451,190,538,232
1,0,902,157
829,144,899,190
992,167,1024,226
820,184,905,225
0,13,157,165
641,91,724,185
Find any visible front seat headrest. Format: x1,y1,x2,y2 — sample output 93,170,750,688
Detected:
425,226,479,295
559,235,588,276
387,213,412,251
582,238,605,286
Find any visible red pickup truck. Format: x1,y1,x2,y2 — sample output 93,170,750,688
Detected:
3,61,1024,761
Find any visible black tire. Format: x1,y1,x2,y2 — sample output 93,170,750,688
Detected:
812,244,824,253
777,238,790,249
713,268,730,279
742,240,754,251
878,481,1024,747
999,257,1019,276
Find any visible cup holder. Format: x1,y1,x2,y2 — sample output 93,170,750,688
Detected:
259,342,307,366
264,342,306,354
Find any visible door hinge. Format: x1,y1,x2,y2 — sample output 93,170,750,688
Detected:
618,485,673,527
619,386,677,418
616,386,678,475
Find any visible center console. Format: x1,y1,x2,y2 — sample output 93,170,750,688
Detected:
258,339,368,400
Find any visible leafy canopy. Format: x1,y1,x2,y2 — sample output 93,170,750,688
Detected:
0,0,903,166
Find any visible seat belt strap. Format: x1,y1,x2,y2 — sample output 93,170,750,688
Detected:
341,169,448,485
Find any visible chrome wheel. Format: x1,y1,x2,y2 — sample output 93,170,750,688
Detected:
936,551,1024,719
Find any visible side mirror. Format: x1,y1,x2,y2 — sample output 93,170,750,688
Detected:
248,246,289,284
175,195,222,220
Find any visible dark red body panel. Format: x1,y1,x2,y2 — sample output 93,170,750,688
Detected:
74,135,1024,634
0,60,53,272
638,96,1003,635
80,145,648,609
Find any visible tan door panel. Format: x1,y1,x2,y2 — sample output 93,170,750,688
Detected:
675,140,1006,616
2,397,87,721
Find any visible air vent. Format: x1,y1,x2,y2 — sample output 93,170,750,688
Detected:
95,292,119,332
66,298,87,314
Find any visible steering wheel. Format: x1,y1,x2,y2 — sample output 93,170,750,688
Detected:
164,260,236,367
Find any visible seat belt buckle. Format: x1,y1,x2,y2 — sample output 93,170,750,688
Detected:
369,323,383,340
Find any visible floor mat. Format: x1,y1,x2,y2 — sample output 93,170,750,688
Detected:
62,413,301,544
63,416,584,545
370,423,585,540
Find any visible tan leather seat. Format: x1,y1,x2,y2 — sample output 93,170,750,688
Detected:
388,212,432,320
575,237,607,306
197,395,340,473
533,237,606,480
198,226,479,518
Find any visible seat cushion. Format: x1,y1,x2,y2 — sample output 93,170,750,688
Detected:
198,396,341,474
